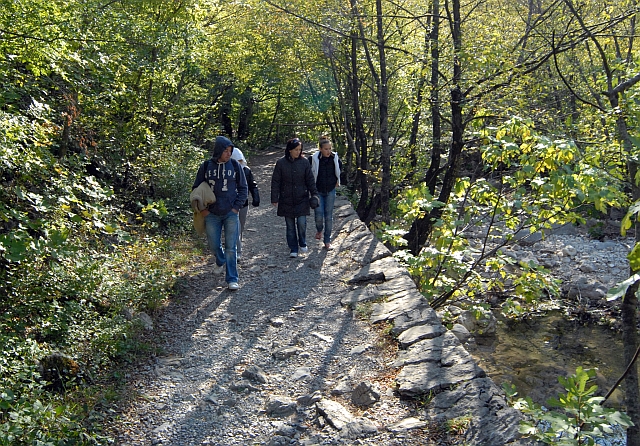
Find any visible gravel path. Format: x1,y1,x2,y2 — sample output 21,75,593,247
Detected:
107,148,432,445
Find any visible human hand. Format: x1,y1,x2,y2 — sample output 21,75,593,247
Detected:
201,209,210,217
232,208,239,214
272,203,277,207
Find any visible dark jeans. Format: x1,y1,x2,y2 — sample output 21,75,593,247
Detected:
285,216,307,253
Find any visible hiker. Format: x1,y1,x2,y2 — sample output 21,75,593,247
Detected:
237,163,260,259
226,145,259,258
271,137,318,258
310,135,342,250
192,136,248,290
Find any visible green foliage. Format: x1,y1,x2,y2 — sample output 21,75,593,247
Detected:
445,414,473,435
386,118,590,314
505,367,633,445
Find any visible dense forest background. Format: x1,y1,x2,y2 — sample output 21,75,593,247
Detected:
2,0,640,443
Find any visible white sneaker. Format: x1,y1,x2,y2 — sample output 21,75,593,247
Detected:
213,263,225,274
228,282,239,290
290,252,298,258
299,246,308,253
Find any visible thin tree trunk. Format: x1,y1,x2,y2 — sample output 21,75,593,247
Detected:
349,0,369,219
425,0,441,195
376,0,391,224
265,88,282,144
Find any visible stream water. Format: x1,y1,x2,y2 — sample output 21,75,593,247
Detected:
468,311,626,406
467,311,628,443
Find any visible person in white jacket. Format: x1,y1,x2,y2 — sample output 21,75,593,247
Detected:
310,135,342,250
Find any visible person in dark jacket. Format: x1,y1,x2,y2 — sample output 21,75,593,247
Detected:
237,164,260,258
311,135,342,250
271,138,318,258
192,136,248,290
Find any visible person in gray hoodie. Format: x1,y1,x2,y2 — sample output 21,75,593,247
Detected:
192,136,248,290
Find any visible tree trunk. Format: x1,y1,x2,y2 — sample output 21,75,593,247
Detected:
405,86,465,255
219,87,234,137
376,0,391,224
622,120,640,446
265,88,282,144
405,0,461,255
425,0,441,195
237,87,254,140
348,1,369,219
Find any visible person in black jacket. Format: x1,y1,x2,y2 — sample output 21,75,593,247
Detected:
271,138,318,258
237,164,260,258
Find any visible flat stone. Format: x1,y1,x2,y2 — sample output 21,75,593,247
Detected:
349,344,370,355
386,417,428,433
331,379,352,395
341,286,380,306
335,207,357,218
391,306,442,335
393,332,461,367
242,364,268,384
426,378,523,446
370,291,428,323
265,395,297,418
315,399,355,431
450,324,472,343
396,359,485,396
272,346,303,360
340,276,416,307
297,390,322,406
291,367,311,381
341,230,391,265
311,332,333,343
229,379,260,392
350,381,380,407
340,419,379,439
397,323,447,349
349,256,410,284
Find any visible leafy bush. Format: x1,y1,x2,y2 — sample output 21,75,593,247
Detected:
504,367,633,445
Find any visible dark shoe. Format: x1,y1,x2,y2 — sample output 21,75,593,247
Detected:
315,232,322,240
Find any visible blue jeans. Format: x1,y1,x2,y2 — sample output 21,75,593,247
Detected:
314,189,336,244
285,216,307,253
204,211,239,284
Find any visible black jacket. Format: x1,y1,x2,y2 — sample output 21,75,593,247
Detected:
271,156,318,217
243,166,260,208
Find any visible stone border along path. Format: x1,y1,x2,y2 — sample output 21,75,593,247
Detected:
107,147,529,446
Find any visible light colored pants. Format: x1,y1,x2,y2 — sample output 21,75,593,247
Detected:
237,205,248,257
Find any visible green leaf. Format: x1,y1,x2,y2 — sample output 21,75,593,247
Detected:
621,201,640,236
629,243,640,271
607,273,640,301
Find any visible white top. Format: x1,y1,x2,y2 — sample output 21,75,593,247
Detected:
311,151,341,187
231,147,247,166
